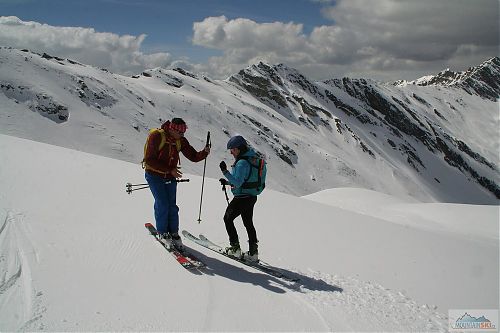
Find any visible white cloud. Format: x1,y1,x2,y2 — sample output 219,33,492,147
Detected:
193,16,308,54
1,0,498,82
191,0,499,81
0,16,172,75
320,0,498,61
192,15,316,77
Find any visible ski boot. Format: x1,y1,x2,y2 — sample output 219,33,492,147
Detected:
170,232,184,251
244,242,259,263
159,233,173,249
224,243,242,258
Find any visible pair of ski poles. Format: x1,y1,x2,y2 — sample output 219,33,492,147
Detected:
125,179,190,194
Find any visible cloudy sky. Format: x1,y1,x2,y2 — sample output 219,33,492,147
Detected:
0,0,498,81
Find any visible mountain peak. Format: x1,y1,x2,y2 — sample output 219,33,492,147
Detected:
399,57,500,101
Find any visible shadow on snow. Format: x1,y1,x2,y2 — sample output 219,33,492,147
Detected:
183,246,344,295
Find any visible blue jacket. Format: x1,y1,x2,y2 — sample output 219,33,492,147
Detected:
223,149,257,197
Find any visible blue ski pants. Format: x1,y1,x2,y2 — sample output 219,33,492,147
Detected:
145,172,179,235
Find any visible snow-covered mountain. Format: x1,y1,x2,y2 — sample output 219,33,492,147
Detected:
396,57,500,102
1,46,498,204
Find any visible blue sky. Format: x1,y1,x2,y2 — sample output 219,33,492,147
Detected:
0,0,330,61
0,0,498,81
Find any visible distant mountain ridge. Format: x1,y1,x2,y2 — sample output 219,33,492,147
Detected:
0,46,498,203
227,59,499,201
395,57,500,101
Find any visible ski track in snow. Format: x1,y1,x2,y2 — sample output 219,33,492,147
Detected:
0,211,45,331
287,269,448,332
201,271,216,331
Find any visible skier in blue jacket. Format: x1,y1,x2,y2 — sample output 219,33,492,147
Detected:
219,135,259,262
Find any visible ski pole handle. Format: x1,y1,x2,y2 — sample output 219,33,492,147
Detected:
206,131,211,148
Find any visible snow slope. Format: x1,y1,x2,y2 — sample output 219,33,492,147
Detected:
1,134,498,331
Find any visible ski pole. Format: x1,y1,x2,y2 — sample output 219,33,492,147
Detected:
126,182,147,194
126,185,150,194
127,183,149,187
126,179,190,194
197,131,211,223
219,178,230,205
222,184,230,205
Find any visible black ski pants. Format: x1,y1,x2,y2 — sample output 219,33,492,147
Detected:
223,195,258,247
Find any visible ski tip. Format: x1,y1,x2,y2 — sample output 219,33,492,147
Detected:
145,222,154,227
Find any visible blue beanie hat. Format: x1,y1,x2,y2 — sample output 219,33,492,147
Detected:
227,135,247,149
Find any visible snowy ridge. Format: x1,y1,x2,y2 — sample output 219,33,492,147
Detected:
396,57,500,101
1,134,497,331
0,47,499,204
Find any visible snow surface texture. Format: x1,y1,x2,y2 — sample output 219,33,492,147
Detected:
1,47,499,204
1,134,498,331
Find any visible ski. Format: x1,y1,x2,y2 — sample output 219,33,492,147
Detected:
145,223,205,270
182,230,299,282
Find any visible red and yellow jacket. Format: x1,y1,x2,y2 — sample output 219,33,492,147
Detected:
143,122,208,179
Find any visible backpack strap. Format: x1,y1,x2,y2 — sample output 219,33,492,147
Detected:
173,138,182,165
158,129,167,150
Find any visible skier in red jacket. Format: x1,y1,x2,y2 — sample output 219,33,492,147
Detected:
143,118,210,249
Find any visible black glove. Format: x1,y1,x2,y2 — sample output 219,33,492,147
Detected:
219,178,229,186
219,161,227,172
